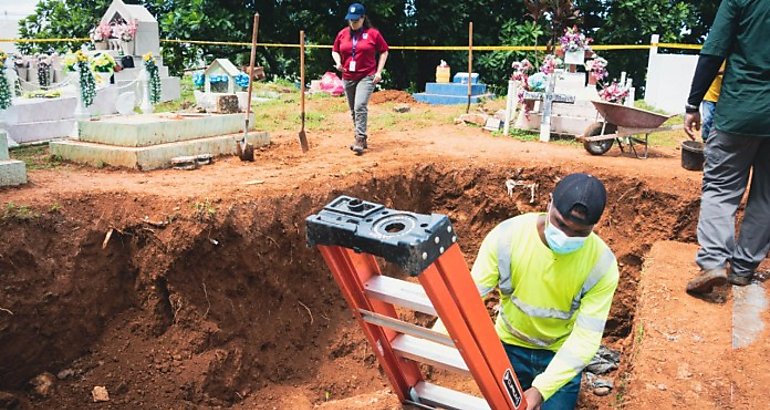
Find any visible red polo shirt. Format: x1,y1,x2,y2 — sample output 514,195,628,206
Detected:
333,27,389,81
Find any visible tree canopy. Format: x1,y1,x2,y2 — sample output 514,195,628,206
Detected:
18,0,720,95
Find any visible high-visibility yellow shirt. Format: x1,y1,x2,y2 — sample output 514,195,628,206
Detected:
472,213,618,401
704,62,726,103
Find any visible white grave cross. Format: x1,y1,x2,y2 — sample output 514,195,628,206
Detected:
523,74,576,142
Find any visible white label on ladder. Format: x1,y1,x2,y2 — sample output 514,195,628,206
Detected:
503,369,523,407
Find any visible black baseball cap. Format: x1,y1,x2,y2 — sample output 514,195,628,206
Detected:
552,173,607,225
345,3,366,20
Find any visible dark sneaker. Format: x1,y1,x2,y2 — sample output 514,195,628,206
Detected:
362,137,368,149
728,271,753,286
350,136,365,155
686,267,728,294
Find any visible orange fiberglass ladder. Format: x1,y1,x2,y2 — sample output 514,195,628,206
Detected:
306,196,527,410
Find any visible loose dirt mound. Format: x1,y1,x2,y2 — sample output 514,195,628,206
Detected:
369,90,416,104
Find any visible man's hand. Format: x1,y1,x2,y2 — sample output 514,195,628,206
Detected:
524,387,543,410
373,72,382,84
684,112,701,141
334,63,344,72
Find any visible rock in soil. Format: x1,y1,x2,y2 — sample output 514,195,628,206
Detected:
30,373,55,397
91,386,110,402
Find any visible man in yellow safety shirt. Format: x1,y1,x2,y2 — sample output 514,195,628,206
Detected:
439,173,619,409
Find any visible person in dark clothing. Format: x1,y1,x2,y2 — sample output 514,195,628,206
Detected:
684,0,770,295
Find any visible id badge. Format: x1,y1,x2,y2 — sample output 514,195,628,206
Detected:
349,60,357,72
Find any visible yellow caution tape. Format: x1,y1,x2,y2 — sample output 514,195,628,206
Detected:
0,38,703,51
0,38,89,43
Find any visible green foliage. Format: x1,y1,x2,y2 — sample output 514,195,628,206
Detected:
192,198,217,222
16,0,721,98
17,0,111,54
9,144,66,170
3,202,40,221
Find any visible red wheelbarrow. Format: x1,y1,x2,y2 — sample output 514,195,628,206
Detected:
578,100,681,159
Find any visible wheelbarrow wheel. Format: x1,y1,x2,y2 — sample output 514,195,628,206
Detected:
583,122,618,156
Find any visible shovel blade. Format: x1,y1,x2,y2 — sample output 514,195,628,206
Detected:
298,130,309,152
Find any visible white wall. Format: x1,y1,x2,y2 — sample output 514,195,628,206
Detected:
644,35,698,114
0,16,20,54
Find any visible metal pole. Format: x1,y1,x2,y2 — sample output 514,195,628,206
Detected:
466,22,473,114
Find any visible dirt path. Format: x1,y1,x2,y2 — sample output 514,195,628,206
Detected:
625,242,770,409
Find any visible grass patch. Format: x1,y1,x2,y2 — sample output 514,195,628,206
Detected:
192,199,217,222
155,75,196,113
9,145,67,170
3,202,40,221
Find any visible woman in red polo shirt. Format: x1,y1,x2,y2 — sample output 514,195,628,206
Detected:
332,3,389,155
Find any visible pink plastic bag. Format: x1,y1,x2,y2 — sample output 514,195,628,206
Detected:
320,71,344,96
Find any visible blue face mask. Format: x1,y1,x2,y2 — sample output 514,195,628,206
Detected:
544,207,589,254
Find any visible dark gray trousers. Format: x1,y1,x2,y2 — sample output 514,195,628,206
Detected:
696,129,770,277
343,75,375,139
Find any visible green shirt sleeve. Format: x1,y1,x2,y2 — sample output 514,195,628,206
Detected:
531,258,619,401
701,0,739,57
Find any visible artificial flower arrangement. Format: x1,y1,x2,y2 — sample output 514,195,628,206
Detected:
143,52,162,104
23,89,62,99
112,19,138,42
560,25,591,53
584,57,608,82
509,55,562,118
90,52,116,73
36,54,53,88
192,72,205,88
539,54,562,76
64,50,96,107
0,51,12,109
598,81,630,104
89,21,112,43
234,72,250,88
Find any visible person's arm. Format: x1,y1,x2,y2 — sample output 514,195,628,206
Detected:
373,51,388,84
332,33,344,72
373,31,390,84
332,51,343,72
684,55,724,139
684,0,738,140
529,259,619,403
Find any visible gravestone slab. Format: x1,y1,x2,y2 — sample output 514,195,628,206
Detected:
0,131,27,186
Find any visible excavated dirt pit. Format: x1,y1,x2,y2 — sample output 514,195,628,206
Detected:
0,163,700,409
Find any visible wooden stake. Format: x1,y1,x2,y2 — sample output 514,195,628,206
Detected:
244,13,260,137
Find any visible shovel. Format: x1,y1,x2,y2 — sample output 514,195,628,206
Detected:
298,30,309,152
240,12,259,161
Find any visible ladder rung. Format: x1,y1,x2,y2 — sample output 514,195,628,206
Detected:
392,335,469,374
358,309,455,347
412,381,491,410
364,276,437,316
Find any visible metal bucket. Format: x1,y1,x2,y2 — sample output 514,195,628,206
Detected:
681,140,705,171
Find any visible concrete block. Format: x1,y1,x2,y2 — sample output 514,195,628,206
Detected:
50,131,269,171
78,113,254,147
518,112,595,136
211,94,240,114
0,131,9,160
425,82,488,96
0,160,27,186
412,93,495,105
